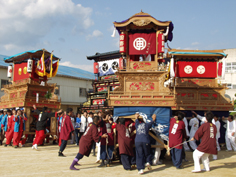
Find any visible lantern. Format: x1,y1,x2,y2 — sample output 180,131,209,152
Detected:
158,33,165,53
27,59,33,73
119,33,126,53
119,58,124,69
94,62,99,74
7,65,13,78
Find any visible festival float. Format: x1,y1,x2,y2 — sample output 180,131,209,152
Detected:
0,49,60,136
82,50,122,113
88,11,233,150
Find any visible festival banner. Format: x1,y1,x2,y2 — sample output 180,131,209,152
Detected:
46,51,53,78
129,33,156,55
176,61,217,78
113,106,171,141
35,51,46,77
98,59,120,77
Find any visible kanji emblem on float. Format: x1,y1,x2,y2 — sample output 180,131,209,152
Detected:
197,65,205,74
129,33,156,55
133,38,146,50
184,65,193,74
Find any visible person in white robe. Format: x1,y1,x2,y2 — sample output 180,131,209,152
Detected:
212,115,221,160
183,116,191,151
189,114,199,150
192,111,207,125
225,115,236,151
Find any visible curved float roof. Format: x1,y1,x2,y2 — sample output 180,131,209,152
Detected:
114,11,172,27
4,49,60,63
168,49,227,59
0,54,94,80
87,50,121,62
113,11,174,42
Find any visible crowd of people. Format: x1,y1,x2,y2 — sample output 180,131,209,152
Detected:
0,107,236,174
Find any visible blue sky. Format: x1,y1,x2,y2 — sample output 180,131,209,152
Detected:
0,0,235,71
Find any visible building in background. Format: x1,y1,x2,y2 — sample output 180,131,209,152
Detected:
221,49,236,101
0,55,94,113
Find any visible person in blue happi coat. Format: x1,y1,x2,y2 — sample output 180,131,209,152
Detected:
135,112,156,174
0,110,4,145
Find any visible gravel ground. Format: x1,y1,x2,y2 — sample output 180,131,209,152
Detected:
0,144,235,177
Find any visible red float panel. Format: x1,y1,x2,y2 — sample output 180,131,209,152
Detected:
176,61,217,78
13,62,30,81
129,33,156,55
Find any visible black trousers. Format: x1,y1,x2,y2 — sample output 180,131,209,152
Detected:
74,129,80,145
59,139,67,153
120,154,132,170
135,142,152,170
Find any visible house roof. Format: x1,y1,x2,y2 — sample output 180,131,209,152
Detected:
0,54,95,80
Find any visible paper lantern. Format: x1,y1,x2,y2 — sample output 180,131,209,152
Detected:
27,59,33,73
119,33,126,53
7,65,13,78
158,33,165,53
94,62,99,74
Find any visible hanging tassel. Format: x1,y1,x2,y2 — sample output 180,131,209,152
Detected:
111,26,116,37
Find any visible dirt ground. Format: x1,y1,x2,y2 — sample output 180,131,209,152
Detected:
0,143,236,177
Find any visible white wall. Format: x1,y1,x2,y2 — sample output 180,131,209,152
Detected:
48,76,93,104
0,67,8,98
222,48,236,100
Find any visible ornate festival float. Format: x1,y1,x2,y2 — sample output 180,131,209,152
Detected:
89,11,233,150
0,49,60,136
82,51,122,113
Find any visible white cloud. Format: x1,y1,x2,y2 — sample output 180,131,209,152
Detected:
191,42,199,46
4,44,19,51
86,30,103,40
60,61,93,72
0,0,93,50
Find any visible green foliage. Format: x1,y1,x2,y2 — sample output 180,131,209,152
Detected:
45,90,52,99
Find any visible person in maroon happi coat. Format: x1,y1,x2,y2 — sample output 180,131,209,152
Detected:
169,111,187,169
70,116,108,170
98,114,115,167
58,108,74,157
191,111,217,173
116,118,134,171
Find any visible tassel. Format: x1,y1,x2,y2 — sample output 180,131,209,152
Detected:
111,26,116,37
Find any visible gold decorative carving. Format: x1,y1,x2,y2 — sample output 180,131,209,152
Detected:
129,82,154,91
133,19,151,26
132,62,152,70
114,73,124,92
126,75,160,81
